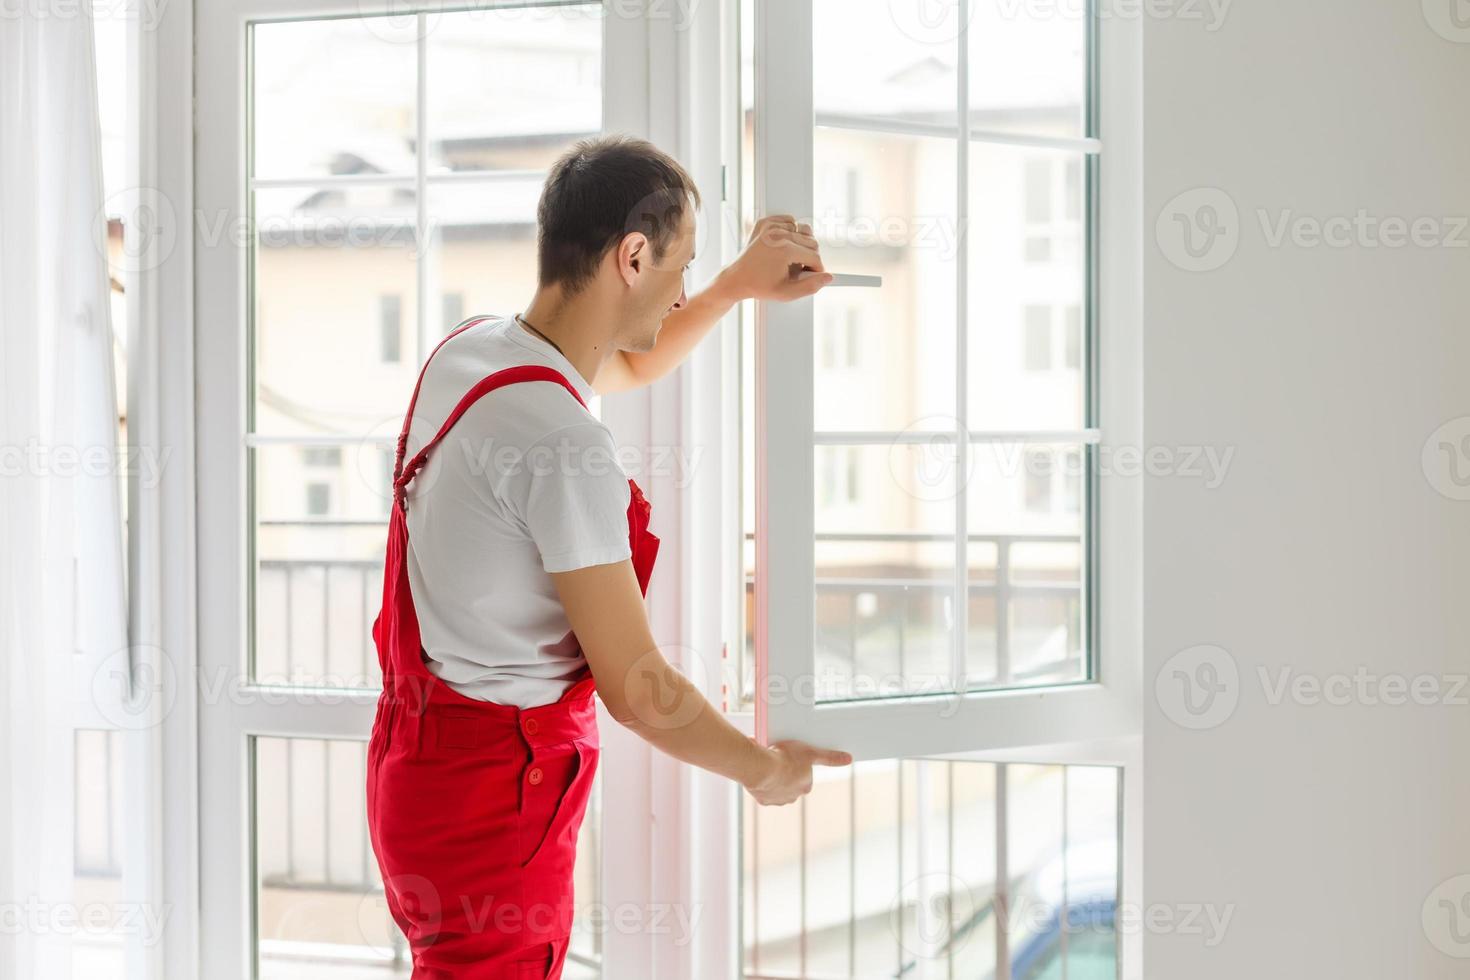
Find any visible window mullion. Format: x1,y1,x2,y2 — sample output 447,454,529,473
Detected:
952,0,971,699
415,13,429,363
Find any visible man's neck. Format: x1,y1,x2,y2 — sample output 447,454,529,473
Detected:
518,286,618,388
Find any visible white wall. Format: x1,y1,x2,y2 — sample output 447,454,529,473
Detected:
1143,1,1470,976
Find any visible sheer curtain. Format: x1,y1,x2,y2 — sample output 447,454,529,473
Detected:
0,4,130,978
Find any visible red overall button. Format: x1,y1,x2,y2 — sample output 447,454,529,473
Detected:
527,767,543,785
523,718,540,736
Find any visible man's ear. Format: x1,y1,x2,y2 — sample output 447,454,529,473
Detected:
617,232,648,286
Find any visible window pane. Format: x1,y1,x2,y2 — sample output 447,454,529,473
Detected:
254,737,407,978
1007,764,1065,979
968,0,1088,140
252,186,420,436
814,0,959,130
966,442,1086,690
426,6,601,174
253,18,418,179
252,444,387,688
1064,767,1120,979
813,127,957,432
426,179,542,333
1023,305,1051,371
815,444,956,702
968,145,1086,430
75,729,127,978
742,760,1118,979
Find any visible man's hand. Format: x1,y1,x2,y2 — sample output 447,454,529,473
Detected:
743,739,854,806
712,214,834,304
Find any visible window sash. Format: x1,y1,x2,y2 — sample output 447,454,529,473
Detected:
751,0,1137,761
194,4,656,976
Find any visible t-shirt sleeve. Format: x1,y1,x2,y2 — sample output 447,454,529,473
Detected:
499,420,634,574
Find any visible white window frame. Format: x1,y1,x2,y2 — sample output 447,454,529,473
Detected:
748,0,1143,763
156,0,1141,976
192,2,662,976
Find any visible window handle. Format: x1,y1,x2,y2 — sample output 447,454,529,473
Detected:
824,273,882,287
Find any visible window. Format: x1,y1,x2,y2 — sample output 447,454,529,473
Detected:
819,306,863,370
743,761,1120,979
1022,157,1083,266
305,481,331,516
197,5,618,975
1024,305,1052,371
1024,450,1053,513
300,446,342,467
379,294,403,362
1064,305,1082,371
744,0,1135,762
1023,304,1084,373
442,291,465,335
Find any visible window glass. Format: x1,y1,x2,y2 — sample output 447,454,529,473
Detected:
247,10,601,688
742,761,1119,978
738,0,1096,707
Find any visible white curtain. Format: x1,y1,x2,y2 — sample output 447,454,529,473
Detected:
0,4,130,978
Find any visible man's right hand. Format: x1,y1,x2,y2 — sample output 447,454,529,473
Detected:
744,739,854,806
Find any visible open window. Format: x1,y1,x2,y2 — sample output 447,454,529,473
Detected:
748,0,1140,760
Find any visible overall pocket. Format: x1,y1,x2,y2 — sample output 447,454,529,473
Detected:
517,740,596,869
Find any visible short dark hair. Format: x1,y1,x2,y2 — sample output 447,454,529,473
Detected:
535,135,701,294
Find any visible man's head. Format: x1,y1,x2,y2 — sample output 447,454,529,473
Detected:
535,135,701,351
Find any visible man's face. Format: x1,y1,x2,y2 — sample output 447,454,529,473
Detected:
622,208,694,351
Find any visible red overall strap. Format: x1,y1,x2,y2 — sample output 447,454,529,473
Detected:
390,315,496,494
393,365,588,512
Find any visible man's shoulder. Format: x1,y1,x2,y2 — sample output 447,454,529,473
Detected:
456,370,608,453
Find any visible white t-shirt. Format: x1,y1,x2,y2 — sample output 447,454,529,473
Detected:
402,315,633,707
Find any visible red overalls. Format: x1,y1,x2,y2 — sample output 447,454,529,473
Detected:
366,318,660,979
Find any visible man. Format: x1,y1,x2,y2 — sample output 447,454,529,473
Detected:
366,134,852,979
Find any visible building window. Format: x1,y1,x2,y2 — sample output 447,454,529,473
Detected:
379,294,402,362
819,307,863,370
1065,304,1082,370
442,292,464,335
305,482,330,517
818,447,860,508
299,446,342,468
1024,449,1053,513
1023,305,1051,371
